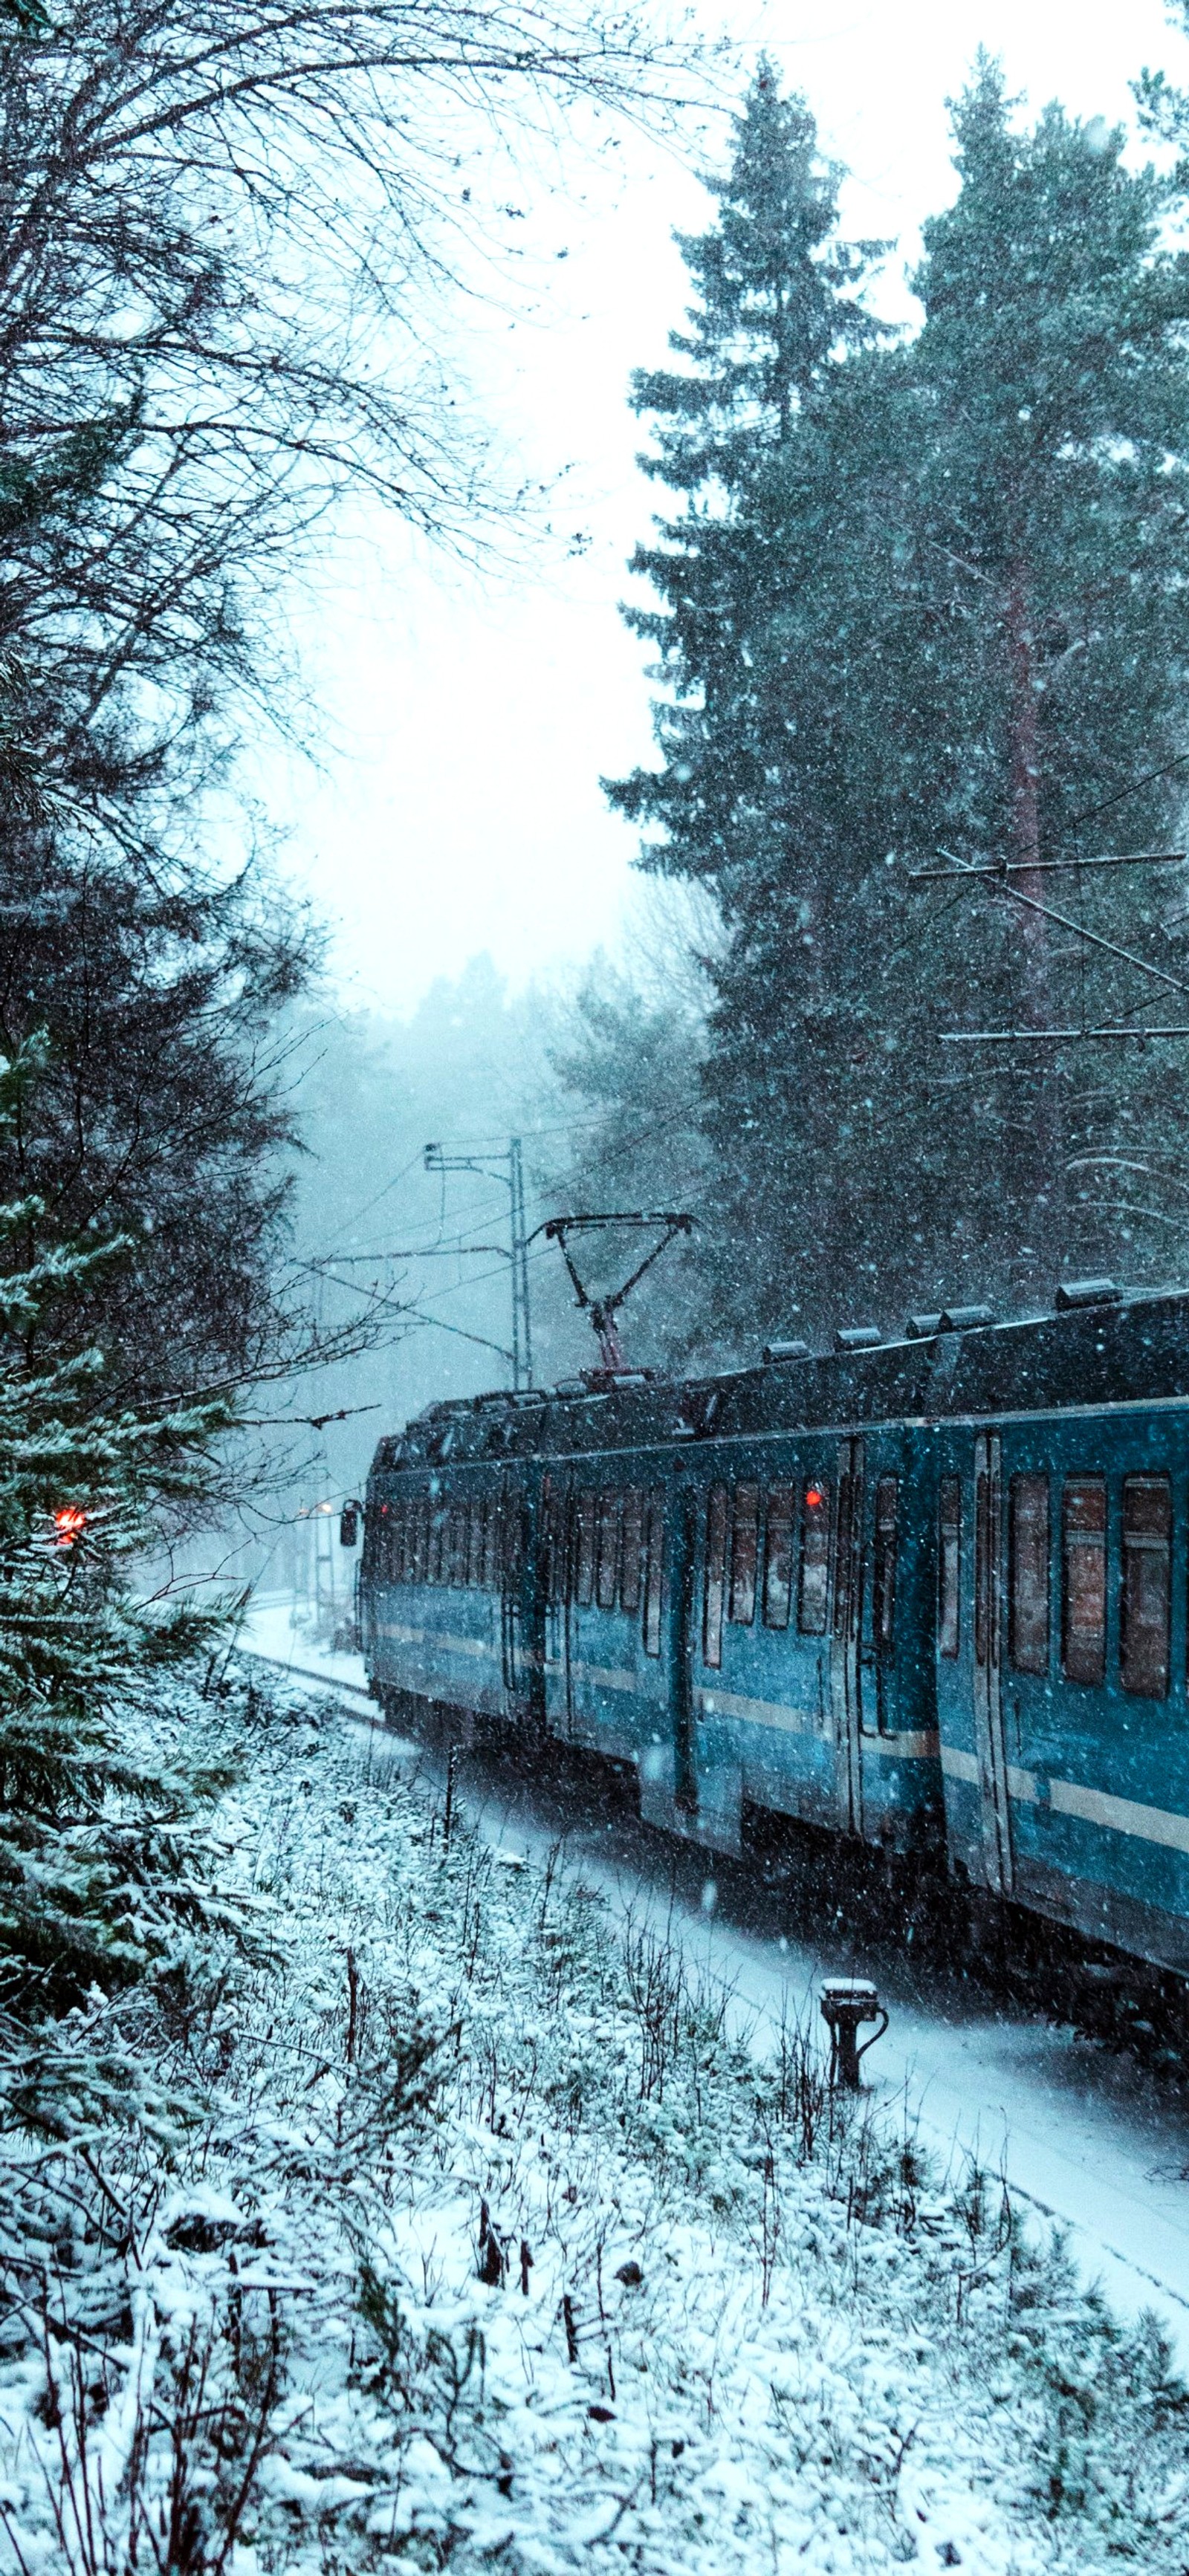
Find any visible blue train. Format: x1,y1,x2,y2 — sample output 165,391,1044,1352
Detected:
354,1279,1189,1978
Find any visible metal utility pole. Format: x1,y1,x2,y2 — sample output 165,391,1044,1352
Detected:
424,1138,534,1391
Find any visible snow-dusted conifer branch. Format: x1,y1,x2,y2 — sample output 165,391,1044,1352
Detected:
0,1036,263,2055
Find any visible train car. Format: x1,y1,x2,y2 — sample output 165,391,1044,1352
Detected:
356,1280,1189,1978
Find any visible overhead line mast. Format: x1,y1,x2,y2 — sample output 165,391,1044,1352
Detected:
424,1138,534,1392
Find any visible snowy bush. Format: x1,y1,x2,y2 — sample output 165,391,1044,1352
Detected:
1,1663,1186,2575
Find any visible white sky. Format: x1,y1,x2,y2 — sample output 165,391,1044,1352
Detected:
260,0,1185,1017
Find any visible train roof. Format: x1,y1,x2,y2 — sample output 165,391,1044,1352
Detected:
369,1282,1189,1475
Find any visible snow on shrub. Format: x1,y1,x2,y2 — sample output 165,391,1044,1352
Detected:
1,1664,1185,2575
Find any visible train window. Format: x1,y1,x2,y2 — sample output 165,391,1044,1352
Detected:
643,1490,665,1657
1008,1476,1049,1674
621,1489,644,1615
873,1476,898,1657
481,1495,500,1592
1121,1475,1171,1699
729,1484,760,1625
553,1487,571,1605
427,1504,446,1586
540,1480,563,1604
597,1490,621,1610
575,1491,596,1607
703,1484,728,1668
389,1503,403,1584
797,1482,831,1635
834,1473,857,1641
939,1479,961,1658
465,1496,483,1589
450,1502,468,1586
1062,1477,1107,1685
762,1485,794,1630
504,1493,525,1589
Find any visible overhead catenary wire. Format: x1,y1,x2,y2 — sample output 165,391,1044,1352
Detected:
941,1024,1189,1045
310,1090,708,1272
910,850,1185,881
916,845,1189,1055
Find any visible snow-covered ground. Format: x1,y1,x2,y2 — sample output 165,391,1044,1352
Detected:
242,1595,1189,2372
3,1652,1187,2574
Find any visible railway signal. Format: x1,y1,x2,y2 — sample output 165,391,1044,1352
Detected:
820,1980,889,2089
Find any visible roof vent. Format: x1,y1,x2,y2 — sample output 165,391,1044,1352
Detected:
1054,1278,1122,1311
906,1313,943,1340
762,1337,811,1363
835,1325,883,1352
939,1304,996,1332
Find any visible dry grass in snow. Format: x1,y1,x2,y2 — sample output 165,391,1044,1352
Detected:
1,1664,1188,2575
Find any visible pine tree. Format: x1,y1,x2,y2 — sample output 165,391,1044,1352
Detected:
613,64,1189,1348
890,62,1189,1282
0,1037,238,2034
609,64,884,908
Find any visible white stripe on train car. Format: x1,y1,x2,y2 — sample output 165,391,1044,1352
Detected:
696,1684,810,1734
940,1744,980,1785
379,1621,492,1660
696,1687,938,1756
864,1729,941,1759
940,1743,1189,1852
1049,1775,1189,1856
544,1657,641,1694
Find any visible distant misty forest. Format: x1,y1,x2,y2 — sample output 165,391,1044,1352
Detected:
276,927,713,1556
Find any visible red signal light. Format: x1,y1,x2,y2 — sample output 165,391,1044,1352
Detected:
805,1487,824,1510
54,1506,87,1547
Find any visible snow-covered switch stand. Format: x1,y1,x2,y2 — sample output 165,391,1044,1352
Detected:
820,1979,888,2089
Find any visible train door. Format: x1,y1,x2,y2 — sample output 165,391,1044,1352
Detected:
830,1437,865,1835
559,1477,577,1741
671,1484,699,1814
972,1432,1014,1894
499,1482,540,1723
538,1474,571,1739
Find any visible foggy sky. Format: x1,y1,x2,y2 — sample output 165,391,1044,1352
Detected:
258,0,1181,1017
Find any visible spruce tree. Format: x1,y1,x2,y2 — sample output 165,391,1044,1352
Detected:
892,62,1189,1282
0,1037,237,2038
606,67,895,1344
609,64,884,909
614,64,1189,1347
